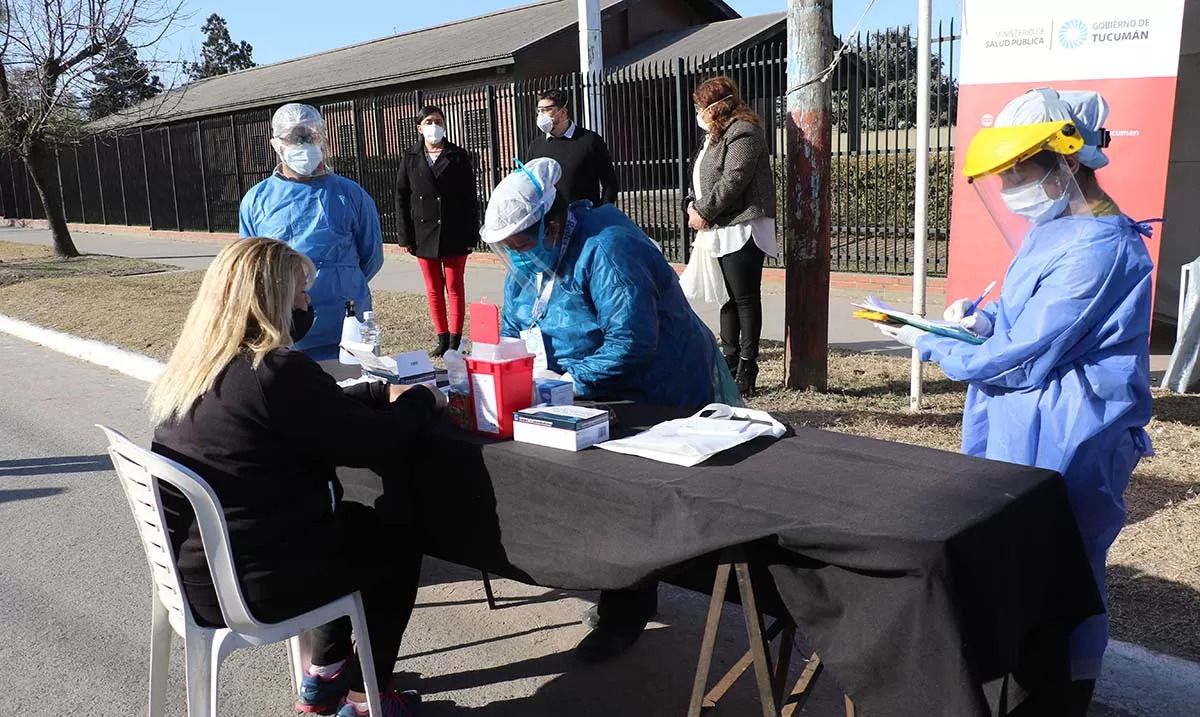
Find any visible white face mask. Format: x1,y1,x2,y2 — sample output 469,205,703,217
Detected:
536,113,555,134
282,144,322,176
1000,170,1069,225
422,124,445,144
696,113,709,130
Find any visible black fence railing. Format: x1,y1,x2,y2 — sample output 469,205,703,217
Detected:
0,22,959,275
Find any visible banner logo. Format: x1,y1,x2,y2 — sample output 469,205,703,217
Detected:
1058,19,1089,49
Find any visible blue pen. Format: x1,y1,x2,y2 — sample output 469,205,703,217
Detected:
964,280,997,317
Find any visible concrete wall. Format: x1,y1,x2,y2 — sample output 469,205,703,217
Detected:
1157,0,1200,323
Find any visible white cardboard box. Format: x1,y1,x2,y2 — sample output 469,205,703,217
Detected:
513,406,611,452
340,344,437,386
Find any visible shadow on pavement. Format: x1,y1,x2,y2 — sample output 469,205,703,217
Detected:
0,487,66,503
0,454,112,477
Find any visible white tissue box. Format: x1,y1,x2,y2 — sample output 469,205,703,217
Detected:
513,406,610,452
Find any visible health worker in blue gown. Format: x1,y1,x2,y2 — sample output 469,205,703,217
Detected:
239,103,384,359
876,89,1154,716
478,157,741,665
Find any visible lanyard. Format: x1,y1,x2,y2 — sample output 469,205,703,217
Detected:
530,211,578,327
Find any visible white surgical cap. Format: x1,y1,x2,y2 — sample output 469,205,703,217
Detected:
480,158,562,244
271,103,327,144
994,88,1110,169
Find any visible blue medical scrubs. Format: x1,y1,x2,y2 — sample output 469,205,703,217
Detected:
917,214,1156,680
239,172,384,359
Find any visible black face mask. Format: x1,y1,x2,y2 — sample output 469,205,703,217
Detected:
290,306,315,343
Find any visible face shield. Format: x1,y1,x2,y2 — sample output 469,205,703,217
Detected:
962,120,1090,254
480,158,565,292
969,153,1093,253
270,103,329,176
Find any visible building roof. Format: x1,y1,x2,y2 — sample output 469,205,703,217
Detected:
607,13,875,89
93,0,658,130
608,12,786,71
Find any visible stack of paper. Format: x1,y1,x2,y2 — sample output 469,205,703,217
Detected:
852,297,986,345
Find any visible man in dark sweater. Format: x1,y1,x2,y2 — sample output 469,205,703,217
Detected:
526,89,618,206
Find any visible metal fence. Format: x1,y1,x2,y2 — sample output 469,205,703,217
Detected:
0,22,959,275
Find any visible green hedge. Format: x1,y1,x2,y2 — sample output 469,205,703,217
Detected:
775,150,956,234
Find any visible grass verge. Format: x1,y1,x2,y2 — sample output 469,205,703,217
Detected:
0,262,1198,660
0,242,166,288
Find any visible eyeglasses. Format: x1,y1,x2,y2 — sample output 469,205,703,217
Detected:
536,104,560,115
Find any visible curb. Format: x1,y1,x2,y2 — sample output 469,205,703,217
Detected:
0,315,1194,714
1096,640,1200,716
0,313,165,383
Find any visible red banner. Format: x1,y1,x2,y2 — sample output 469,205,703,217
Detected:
947,2,1187,304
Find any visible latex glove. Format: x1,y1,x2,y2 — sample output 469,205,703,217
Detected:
534,369,564,381
960,312,993,338
875,323,928,348
944,298,995,338
944,299,974,322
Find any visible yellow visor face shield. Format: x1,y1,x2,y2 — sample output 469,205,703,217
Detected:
962,121,1085,180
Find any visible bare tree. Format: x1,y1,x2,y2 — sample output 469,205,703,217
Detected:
0,0,185,257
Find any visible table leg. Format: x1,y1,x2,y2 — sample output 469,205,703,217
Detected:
773,624,796,699
688,561,733,717
735,561,781,717
481,571,498,610
703,620,787,708
781,652,823,717
845,695,856,717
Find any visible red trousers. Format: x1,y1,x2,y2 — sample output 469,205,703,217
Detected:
417,255,468,335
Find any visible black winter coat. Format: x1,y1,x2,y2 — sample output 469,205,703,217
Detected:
152,349,437,605
395,140,479,259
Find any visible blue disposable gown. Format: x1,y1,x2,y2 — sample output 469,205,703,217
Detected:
502,203,740,409
239,173,384,358
916,214,1155,680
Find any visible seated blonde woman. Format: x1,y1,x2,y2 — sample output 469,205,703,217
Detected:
148,237,445,717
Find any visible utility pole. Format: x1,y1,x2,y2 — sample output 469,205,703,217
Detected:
910,0,933,411
784,0,833,390
578,0,604,137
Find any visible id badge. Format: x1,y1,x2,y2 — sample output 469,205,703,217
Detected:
520,327,549,371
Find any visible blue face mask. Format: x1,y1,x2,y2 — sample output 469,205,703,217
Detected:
506,215,558,274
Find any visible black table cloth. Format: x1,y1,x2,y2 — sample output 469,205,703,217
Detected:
339,401,1101,716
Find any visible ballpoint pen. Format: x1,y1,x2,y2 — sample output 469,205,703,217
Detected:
964,280,997,317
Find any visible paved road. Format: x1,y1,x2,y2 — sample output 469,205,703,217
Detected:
0,332,854,715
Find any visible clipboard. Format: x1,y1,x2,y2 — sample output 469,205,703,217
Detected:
852,297,986,345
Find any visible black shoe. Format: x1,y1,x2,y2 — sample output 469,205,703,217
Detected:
573,623,647,664
723,353,740,375
432,332,450,358
1067,679,1096,717
449,334,462,352
581,604,658,630
737,358,758,397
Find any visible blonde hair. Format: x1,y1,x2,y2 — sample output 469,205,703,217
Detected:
148,237,315,426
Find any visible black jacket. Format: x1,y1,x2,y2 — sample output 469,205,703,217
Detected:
395,140,479,259
526,125,618,207
152,349,437,603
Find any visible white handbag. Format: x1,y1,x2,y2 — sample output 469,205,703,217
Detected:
680,230,729,305
597,404,786,467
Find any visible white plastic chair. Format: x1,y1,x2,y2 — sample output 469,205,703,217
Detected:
97,425,384,717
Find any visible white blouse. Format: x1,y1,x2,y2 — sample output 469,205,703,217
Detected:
692,139,778,258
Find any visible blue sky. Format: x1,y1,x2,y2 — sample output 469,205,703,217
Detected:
151,0,961,79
